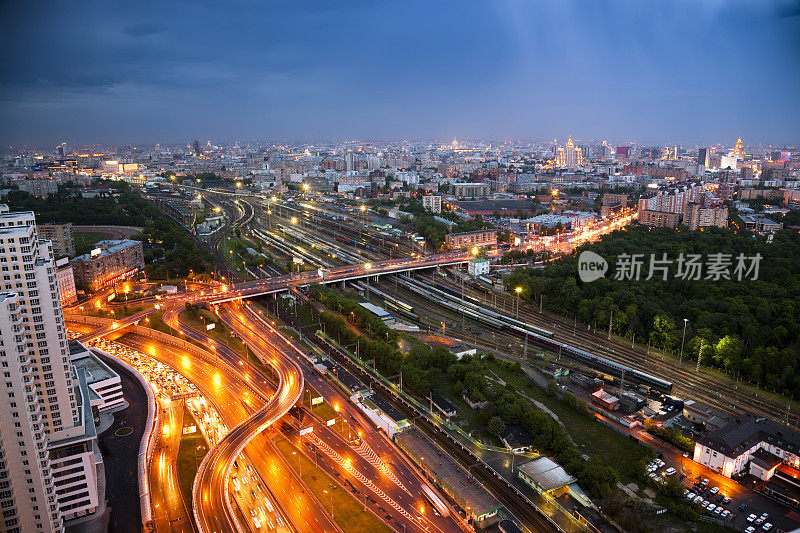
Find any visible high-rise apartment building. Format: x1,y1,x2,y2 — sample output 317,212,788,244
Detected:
38,223,75,258
0,205,103,532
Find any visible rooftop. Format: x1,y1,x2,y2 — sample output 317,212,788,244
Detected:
72,239,140,262
517,456,576,492
696,414,800,458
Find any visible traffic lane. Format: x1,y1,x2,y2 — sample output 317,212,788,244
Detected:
151,400,194,533
120,335,335,532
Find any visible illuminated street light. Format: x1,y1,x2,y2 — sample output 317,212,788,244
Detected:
291,217,298,224
364,262,372,270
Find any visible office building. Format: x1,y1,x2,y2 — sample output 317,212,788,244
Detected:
731,136,745,160
70,239,144,291
38,224,75,258
421,195,442,213
445,229,497,249
697,148,710,167
0,205,104,532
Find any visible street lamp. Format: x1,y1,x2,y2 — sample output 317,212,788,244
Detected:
679,318,689,365
514,286,522,319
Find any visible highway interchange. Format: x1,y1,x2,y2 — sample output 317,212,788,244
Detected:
64,188,798,533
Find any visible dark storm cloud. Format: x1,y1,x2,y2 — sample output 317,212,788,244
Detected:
0,0,798,146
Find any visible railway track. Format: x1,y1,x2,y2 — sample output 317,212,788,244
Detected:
313,331,562,533
428,274,799,429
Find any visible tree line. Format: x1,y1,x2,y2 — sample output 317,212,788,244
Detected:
504,223,800,397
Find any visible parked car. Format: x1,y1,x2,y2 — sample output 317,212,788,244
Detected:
702,501,710,509
723,496,732,505
739,503,748,512
710,486,719,495
714,507,723,515
760,513,769,521
694,496,703,504
707,504,716,512
763,523,773,531
665,467,676,476
747,514,757,523
686,492,695,501
745,527,755,533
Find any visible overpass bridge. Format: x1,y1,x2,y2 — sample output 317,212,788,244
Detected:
71,253,470,341
208,252,470,304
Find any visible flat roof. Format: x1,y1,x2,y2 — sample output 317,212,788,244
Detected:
364,392,406,423
358,301,392,319
396,429,501,517
72,239,140,262
517,456,576,492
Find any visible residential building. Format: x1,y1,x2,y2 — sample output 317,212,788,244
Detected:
445,229,497,250
18,179,59,198
739,214,783,235
637,179,702,215
421,195,442,213
683,202,728,230
0,205,104,532
38,223,75,258
70,239,144,291
638,210,680,228
55,258,77,306
69,342,124,412
450,183,490,198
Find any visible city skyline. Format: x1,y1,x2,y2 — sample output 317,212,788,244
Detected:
1,0,799,146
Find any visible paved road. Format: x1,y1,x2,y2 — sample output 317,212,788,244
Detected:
97,357,148,533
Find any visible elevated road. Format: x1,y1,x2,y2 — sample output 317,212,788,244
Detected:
191,303,305,533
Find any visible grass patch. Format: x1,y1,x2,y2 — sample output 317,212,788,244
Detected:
274,436,391,533
176,410,209,515
487,360,651,482
178,308,248,358
74,232,107,256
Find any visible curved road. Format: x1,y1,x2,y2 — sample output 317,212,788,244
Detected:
190,302,304,533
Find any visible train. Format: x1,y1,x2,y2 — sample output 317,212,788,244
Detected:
399,275,673,394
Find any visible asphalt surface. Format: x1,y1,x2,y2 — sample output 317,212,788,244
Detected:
97,357,148,533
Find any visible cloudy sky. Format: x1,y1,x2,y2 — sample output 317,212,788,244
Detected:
1,0,798,147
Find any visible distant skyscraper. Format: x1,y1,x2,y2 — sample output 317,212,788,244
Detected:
697,148,710,167
56,142,67,158
193,139,201,156
555,135,584,167
731,137,744,160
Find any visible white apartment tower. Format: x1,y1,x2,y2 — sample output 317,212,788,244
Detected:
0,205,101,532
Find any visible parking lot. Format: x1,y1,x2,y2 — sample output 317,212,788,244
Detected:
642,439,800,532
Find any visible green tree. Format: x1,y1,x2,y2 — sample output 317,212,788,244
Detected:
487,416,506,437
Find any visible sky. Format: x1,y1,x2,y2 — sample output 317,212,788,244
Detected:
1,0,799,147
